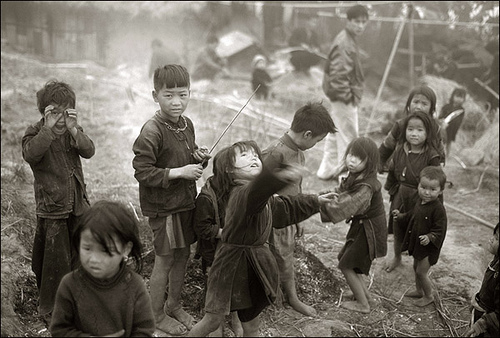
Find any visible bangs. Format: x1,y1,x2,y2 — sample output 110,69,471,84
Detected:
154,64,190,90
80,209,120,255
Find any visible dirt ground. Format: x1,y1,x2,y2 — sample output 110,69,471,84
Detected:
1,50,499,337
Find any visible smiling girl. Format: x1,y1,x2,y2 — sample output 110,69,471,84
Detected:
49,200,155,337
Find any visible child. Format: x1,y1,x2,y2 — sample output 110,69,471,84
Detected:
379,85,445,169
262,102,336,317
438,87,467,158
49,200,155,337
393,166,448,307
187,141,330,336
22,80,95,325
193,150,243,337
384,111,442,273
319,137,388,314
251,54,273,100
466,222,499,337
132,64,211,335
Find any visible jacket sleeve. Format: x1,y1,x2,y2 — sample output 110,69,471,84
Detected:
271,194,320,228
132,124,171,189
319,184,372,224
49,277,87,337
427,203,447,249
71,125,95,159
131,280,156,337
379,122,400,166
324,44,354,104
22,123,57,165
193,194,220,241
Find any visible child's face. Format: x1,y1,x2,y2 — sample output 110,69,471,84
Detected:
48,102,71,130
409,94,432,115
452,95,465,106
346,16,368,37
406,117,427,148
153,85,190,123
345,152,366,174
487,230,499,256
417,176,442,204
298,132,327,151
79,228,131,280
232,147,262,181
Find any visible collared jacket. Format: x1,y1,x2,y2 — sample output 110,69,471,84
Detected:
132,112,199,217
22,119,94,218
322,29,364,106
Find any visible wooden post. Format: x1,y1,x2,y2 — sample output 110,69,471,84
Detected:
408,2,414,88
364,18,406,136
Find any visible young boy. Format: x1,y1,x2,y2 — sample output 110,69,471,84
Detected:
132,64,211,336
262,101,336,316
251,54,273,100
22,80,95,325
393,166,448,307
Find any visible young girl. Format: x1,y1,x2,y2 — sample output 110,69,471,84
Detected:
320,137,388,314
251,54,273,100
438,87,467,158
394,166,448,307
384,112,442,273
379,85,445,169
466,222,499,337
49,200,155,337
188,140,329,337
193,150,243,336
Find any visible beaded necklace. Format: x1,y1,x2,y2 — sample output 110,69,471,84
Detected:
163,115,187,133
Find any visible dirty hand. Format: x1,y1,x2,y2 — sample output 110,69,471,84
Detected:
64,108,78,130
419,234,430,246
182,164,203,180
44,105,63,129
193,146,211,163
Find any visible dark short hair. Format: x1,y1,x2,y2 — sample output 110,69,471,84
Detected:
153,64,190,91
290,102,337,137
344,137,380,177
449,88,467,103
404,85,437,116
36,80,76,115
347,4,369,20
419,166,447,190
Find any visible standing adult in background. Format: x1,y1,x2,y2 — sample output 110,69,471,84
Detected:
288,16,322,75
317,4,369,181
148,39,181,79
192,34,228,82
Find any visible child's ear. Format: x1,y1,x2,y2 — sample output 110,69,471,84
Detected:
152,90,158,103
122,241,133,259
303,130,313,139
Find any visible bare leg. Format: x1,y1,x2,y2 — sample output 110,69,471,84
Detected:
240,315,260,337
230,311,243,337
405,259,424,298
414,257,434,307
340,268,370,313
358,274,378,307
188,313,225,337
150,254,186,335
386,221,403,272
165,247,194,330
283,272,317,317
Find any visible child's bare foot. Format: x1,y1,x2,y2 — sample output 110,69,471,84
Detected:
404,289,423,298
415,296,434,307
289,299,317,317
385,258,401,272
165,305,194,330
340,301,370,314
156,314,187,336
230,319,243,337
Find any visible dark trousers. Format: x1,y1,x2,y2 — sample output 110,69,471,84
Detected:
31,215,79,315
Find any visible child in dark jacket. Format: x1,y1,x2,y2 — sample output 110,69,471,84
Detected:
132,64,211,335
320,137,388,314
438,87,467,158
188,141,330,336
22,80,95,325
466,222,499,337
393,166,448,307
251,54,273,100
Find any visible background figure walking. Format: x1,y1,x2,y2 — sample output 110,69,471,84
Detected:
317,4,369,181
